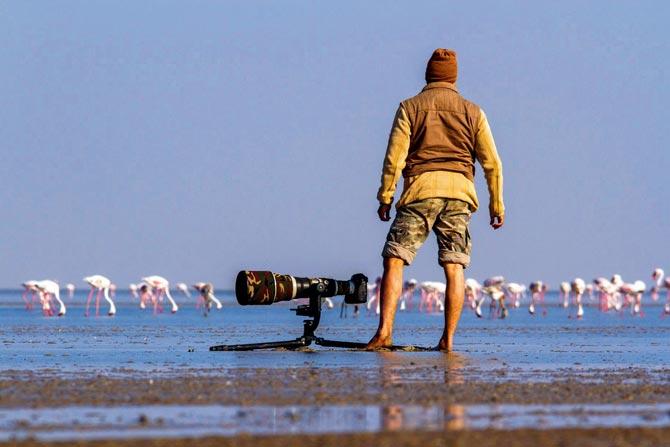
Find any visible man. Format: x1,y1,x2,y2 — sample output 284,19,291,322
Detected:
366,48,505,352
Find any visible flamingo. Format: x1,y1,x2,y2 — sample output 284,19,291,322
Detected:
559,282,571,308
138,283,152,309
528,281,548,315
129,283,139,300
570,278,585,319
340,298,361,318
366,277,382,316
21,280,39,310
504,282,526,308
176,282,192,299
663,278,670,315
65,283,75,299
399,279,417,311
341,277,367,318
619,280,646,316
34,280,66,317
141,276,179,314
594,277,616,312
585,284,594,302
477,276,506,318
651,268,664,301
83,275,116,316
631,280,646,315
193,282,222,316
465,278,482,310
419,281,445,313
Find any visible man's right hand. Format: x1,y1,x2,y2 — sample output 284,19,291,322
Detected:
490,215,504,230
378,203,392,221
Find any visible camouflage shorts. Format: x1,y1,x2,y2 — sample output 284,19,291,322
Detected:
382,198,472,267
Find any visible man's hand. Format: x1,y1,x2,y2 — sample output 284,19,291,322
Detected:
490,215,504,230
378,203,392,222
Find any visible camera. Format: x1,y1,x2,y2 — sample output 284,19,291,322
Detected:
235,271,368,306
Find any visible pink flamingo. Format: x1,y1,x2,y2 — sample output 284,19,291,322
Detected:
129,283,139,300
611,274,625,310
193,282,222,316
528,281,548,315
83,275,116,316
366,277,382,316
398,279,417,311
619,280,646,316
465,278,482,311
651,268,664,301
504,282,526,309
585,284,594,302
559,282,571,309
138,283,152,309
419,281,445,313
663,278,670,315
21,281,39,310
34,280,66,317
594,277,616,312
141,276,179,314
477,276,506,319
569,278,585,319
176,282,192,299
65,283,75,299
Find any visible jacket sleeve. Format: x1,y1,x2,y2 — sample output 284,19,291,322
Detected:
474,110,505,218
377,104,411,205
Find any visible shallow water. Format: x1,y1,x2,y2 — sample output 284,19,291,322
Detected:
1,289,669,379
3,403,670,442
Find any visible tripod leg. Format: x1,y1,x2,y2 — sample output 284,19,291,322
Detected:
210,338,310,351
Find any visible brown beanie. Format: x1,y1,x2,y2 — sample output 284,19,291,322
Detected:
425,48,457,84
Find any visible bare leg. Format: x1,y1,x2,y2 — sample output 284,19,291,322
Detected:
438,263,464,352
366,257,404,350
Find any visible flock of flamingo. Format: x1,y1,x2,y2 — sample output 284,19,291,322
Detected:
361,267,670,319
19,275,222,317
19,268,670,320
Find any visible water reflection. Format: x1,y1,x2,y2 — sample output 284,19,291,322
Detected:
380,404,465,431
375,350,468,385
5,403,670,442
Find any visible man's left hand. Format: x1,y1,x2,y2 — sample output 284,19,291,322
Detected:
378,203,392,221
490,215,504,229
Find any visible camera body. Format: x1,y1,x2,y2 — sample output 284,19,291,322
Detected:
235,271,368,305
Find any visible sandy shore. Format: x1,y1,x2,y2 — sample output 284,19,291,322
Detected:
2,359,670,446
1,364,669,408
8,428,670,447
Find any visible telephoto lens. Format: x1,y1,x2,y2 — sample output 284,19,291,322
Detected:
235,271,368,305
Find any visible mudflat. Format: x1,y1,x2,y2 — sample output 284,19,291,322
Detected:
1,365,669,408
2,363,670,446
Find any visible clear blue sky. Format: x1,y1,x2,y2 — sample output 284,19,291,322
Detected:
1,1,668,289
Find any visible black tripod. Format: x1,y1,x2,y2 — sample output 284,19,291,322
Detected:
209,290,432,351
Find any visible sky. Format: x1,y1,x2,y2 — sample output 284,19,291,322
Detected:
1,1,669,290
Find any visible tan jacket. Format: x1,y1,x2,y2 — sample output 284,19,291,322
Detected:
402,82,481,182
377,83,504,218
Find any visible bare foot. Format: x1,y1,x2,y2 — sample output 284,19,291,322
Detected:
365,333,393,350
437,337,453,352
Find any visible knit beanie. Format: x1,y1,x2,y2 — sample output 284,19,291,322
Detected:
425,48,458,84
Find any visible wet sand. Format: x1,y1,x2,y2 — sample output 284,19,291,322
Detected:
1,365,670,408
3,363,670,446
9,427,670,447
2,297,670,445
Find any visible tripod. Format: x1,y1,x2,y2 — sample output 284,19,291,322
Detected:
209,290,432,351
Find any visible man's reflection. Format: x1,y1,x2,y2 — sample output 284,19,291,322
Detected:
379,404,466,431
